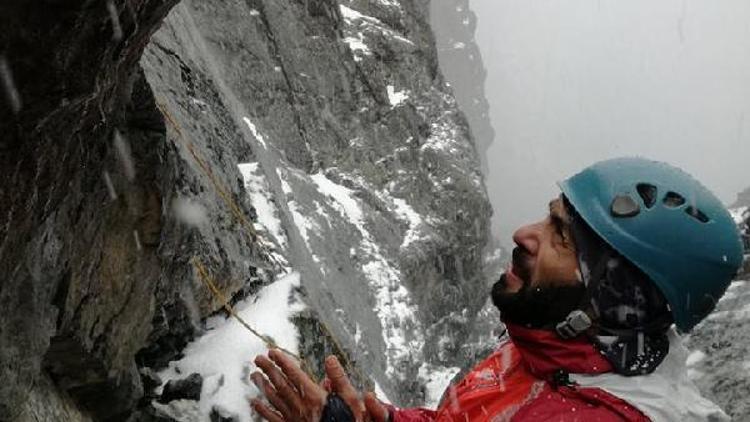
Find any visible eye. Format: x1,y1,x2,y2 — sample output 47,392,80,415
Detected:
550,215,569,244
551,215,564,235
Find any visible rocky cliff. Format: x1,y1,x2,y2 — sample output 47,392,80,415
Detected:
429,0,494,175
0,0,492,421
731,185,750,209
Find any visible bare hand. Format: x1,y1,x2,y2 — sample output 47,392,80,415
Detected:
251,351,385,422
251,349,326,421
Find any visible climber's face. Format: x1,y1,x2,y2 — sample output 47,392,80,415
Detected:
503,197,580,292
490,197,584,326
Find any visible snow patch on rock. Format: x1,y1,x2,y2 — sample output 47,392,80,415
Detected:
343,34,371,61
277,168,320,255
156,272,305,422
238,163,287,249
687,350,707,366
392,197,423,249
387,85,409,107
338,4,414,63
310,172,422,377
242,117,267,149
729,206,749,225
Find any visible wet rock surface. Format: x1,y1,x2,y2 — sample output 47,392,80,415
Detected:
139,0,492,411
1,0,492,420
0,1,181,420
5,0,744,420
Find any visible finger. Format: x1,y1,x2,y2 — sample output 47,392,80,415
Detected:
255,355,304,413
325,356,364,415
320,377,332,393
364,392,389,422
268,349,324,403
251,372,293,419
325,356,356,398
251,398,285,422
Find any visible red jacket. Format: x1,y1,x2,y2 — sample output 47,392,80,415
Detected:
389,324,650,421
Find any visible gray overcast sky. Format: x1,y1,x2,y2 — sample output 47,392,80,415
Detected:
469,0,750,247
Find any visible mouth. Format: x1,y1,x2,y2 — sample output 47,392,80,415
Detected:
503,265,525,292
501,246,533,292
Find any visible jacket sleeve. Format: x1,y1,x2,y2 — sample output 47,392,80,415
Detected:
386,405,437,422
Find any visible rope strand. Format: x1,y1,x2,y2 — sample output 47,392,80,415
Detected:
158,100,369,389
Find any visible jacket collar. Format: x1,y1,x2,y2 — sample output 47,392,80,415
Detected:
505,323,613,379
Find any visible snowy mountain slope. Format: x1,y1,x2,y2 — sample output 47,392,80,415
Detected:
136,0,492,419
687,279,750,420
0,0,492,420
730,185,750,209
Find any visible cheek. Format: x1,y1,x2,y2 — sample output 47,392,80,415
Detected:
532,248,579,285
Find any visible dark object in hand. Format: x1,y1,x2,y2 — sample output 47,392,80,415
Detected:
320,393,355,422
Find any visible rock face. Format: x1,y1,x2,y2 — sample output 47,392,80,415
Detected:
0,1,182,420
429,0,494,174
141,0,491,407
0,0,492,420
731,185,750,209
687,278,750,420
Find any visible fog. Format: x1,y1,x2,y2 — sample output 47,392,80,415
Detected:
470,0,750,247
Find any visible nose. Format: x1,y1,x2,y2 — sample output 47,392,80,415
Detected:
512,221,543,255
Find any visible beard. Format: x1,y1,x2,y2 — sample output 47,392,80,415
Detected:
491,273,586,328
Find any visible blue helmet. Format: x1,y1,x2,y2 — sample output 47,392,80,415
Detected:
559,157,743,332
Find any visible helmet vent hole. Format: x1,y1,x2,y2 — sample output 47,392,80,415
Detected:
636,183,657,208
663,191,686,208
685,206,710,223
611,195,640,217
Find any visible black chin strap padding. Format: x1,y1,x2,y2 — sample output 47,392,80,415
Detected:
556,251,612,339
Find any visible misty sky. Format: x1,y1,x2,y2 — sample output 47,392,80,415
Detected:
469,0,750,247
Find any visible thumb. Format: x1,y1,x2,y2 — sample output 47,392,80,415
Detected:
364,392,389,422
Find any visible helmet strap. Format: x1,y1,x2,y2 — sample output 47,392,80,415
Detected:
555,248,611,339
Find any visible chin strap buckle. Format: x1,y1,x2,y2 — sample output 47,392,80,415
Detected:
556,310,592,339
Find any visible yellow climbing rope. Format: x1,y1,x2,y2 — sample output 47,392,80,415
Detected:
191,256,320,381
156,100,367,387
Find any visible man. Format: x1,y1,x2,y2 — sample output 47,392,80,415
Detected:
250,158,743,421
